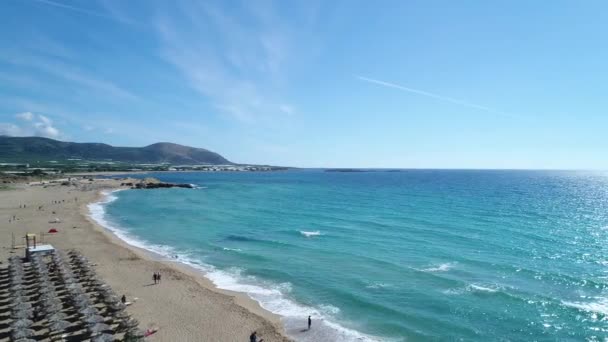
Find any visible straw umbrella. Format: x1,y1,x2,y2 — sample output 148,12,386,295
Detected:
84,314,106,324
79,306,99,316
49,320,71,333
11,318,33,329
11,309,33,319
11,328,36,340
107,301,126,312
91,333,114,342
47,312,69,322
123,328,145,341
112,310,130,320
117,317,139,331
88,322,111,335
12,302,32,311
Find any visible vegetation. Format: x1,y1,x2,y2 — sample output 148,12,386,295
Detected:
0,136,231,165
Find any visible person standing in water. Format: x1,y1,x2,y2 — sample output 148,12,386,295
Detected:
308,315,312,330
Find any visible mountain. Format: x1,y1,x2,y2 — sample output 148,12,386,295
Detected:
0,136,232,165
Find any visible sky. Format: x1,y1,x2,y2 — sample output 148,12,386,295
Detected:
1,0,607,169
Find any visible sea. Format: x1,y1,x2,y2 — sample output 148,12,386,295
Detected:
88,170,608,341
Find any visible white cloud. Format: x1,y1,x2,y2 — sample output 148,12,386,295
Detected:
16,112,34,121
37,114,52,125
0,113,62,139
0,123,24,136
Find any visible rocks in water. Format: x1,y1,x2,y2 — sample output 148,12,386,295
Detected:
131,178,193,189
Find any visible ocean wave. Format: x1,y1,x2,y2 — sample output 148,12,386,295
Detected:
222,247,242,252
562,297,608,316
468,284,499,293
366,282,393,290
300,230,322,237
422,262,456,272
443,283,501,296
88,191,383,342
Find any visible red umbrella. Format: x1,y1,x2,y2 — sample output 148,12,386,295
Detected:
48,228,58,233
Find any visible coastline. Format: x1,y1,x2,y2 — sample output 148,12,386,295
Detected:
0,179,291,342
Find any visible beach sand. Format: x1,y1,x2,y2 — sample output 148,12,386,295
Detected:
0,178,291,342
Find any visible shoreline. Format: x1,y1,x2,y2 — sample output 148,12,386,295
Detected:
89,186,382,342
85,188,288,325
0,179,291,342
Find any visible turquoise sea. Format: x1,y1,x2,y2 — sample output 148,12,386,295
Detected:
89,170,608,341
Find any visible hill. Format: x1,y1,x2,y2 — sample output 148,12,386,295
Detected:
0,136,232,165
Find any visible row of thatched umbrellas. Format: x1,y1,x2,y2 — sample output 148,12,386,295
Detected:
8,250,144,341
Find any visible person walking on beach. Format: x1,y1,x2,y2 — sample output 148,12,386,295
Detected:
153,272,157,284
121,294,126,304
308,315,312,330
157,272,161,283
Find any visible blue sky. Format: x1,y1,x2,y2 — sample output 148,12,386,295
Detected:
1,0,607,169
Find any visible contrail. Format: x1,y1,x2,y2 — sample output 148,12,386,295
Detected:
356,75,498,113
30,0,131,24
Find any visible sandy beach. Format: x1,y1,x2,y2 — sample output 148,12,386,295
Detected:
0,178,291,342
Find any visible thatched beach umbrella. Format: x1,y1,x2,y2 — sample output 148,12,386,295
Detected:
112,310,130,320
47,312,69,322
11,295,29,304
123,327,145,341
91,333,114,342
117,317,139,331
11,284,26,292
107,301,126,312
88,322,111,334
49,320,72,333
41,297,63,307
84,314,106,324
79,306,99,315
12,302,32,310
11,308,33,319
38,286,55,294
11,318,33,329
40,292,60,302
11,328,36,340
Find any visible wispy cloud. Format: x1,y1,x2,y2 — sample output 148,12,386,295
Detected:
29,0,132,24
356,76,497,112
2,54,138,101
154,1,308,123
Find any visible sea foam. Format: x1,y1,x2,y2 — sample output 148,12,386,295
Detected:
300,230,322,237
422,262,455,272
88,191,382,342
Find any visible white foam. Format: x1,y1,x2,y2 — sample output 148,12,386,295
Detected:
88,192,383,342
300,230,321,237
366,282,393,290
222,247,242,252
563,298,608,316
442,284,500,296
422,262,455,272
468,284,499,293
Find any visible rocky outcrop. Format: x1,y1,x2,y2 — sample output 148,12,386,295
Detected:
133,182,194,189
123,177,194,189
